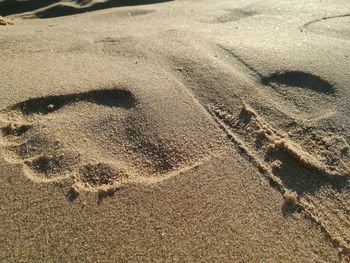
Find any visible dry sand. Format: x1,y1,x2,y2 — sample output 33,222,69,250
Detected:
0,0,349,261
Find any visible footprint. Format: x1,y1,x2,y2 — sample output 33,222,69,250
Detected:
93,37,142,58
260,70,337,119
215,46,348,172
1,123,31,136
218,45,337,120
174,49,349,252
0,88,135,181
25,150,81,178
208,8,258,24
93,8,155,21
6,88,136,115
261,71,335,94
75,162,128,191
59,37,142,58
303,14,350,40
0,87,208,195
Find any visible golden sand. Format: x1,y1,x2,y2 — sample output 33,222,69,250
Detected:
0,0,349,261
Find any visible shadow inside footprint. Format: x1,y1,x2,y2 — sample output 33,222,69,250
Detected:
1,123,32,136
261,71,335,94
6,88,136,115
25,151,81,177
78,163,127,187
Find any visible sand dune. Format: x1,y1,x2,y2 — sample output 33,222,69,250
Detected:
0,0,349,261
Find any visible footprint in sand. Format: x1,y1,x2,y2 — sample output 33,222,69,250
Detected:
219,46,338,120
213,45,349,178
207,7,258,24
260,69,336,121
303,14,350,40
0,87,202,194
261,70,335,94
259,70,338,119
92,8,155,22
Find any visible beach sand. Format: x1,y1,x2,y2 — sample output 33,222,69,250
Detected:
0,0,349,261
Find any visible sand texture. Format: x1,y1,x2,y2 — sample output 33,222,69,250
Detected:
0,0,349,262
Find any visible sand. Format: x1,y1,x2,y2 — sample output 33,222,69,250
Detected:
0,0,349,261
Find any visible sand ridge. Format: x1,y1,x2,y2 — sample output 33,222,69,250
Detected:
0,15,13,25
209,102,349,252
